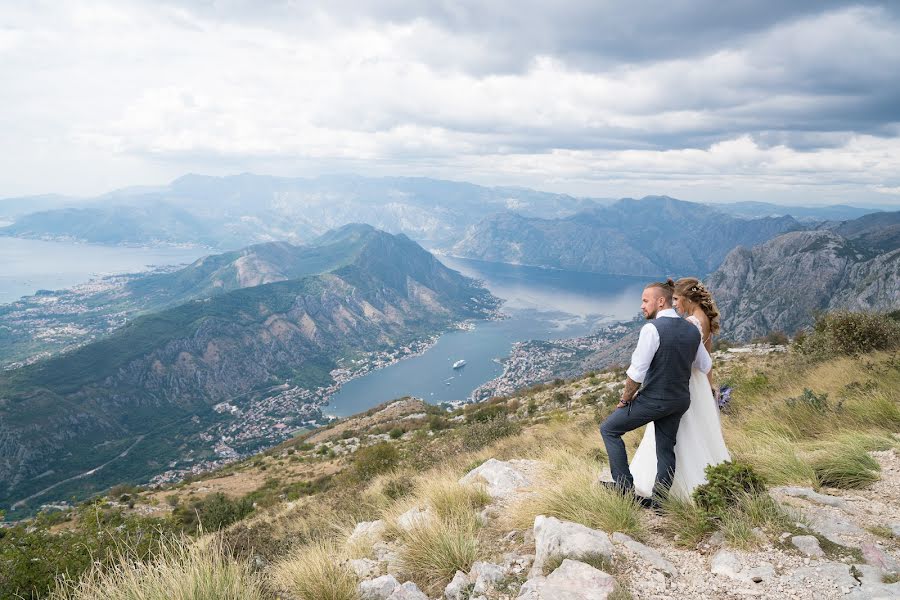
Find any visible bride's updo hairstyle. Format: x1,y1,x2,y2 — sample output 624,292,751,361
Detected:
675,278,720,335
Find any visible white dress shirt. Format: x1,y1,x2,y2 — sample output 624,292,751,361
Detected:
626,308,712,383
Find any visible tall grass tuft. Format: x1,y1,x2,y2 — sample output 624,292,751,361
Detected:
414,473,492,522
510,450,644,539
270,541,359,600
659,494,715,548
50,535,263,600
812,442,881,489
397,513,481,594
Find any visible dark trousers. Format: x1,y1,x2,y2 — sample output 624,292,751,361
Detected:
600,394,690,497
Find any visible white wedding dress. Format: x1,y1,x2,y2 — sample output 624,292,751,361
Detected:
630,315,731,500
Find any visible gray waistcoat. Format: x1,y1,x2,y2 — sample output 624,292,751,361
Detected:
640,317,700,402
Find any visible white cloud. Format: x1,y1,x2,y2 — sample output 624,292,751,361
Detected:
0,0,899,206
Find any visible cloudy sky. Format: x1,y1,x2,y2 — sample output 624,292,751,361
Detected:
2,0,900,206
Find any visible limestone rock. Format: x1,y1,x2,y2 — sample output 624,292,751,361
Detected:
803,506,865,545
460,458,535,499
470,561,506,593
350,558,380,578
517,559,617,599
791,535,825,558
444,570,471,600
710,550,744,581
612,532,676,576
387,581,429,600
777,486,847,508
397,507,435,531
861,541,899,574
350,519,387,543
531,515,614,576
781,563,861,590
359,574,400,600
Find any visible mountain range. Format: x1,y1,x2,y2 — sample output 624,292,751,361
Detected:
0,225,498,514
709,211,900,340
0,174,607,249
449,196,804,276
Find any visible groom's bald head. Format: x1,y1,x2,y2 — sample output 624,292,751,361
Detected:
641,279,674,319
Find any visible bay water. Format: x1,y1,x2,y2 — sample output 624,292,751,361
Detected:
325,256,648,416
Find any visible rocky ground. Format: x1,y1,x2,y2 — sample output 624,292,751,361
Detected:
346,451,900,600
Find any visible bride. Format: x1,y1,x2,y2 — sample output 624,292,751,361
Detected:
629,277,731,500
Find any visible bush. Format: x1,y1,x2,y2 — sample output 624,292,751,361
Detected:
785,388,833,413
465,403,507,423
174,493,254,533
693,462,766,517
461,417,521,450
389,427,405,439
353,442,400,481
798,311,900,357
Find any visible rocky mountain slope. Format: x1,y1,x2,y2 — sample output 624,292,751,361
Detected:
0,225,498,513
450,196,802,276
709,211,900,340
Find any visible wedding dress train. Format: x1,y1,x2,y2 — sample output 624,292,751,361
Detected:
629,316,731,500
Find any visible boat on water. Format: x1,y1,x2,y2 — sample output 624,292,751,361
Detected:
452,359,466,369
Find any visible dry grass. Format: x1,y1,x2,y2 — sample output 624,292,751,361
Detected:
269,541,359,600
508,449,644,539
50,535,263,600
396,512,482,594
413,471,492,521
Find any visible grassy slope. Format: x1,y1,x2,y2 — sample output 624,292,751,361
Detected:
31,345,898,599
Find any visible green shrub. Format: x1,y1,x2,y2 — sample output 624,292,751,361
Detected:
174,493,254,533
466,403,507,423
353,442,400,481
798,311,900,357
461,417,521,450
785,388,832,413
693,462,767,517
389,427,405,439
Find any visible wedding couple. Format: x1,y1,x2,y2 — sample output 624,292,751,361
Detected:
600,277,730,507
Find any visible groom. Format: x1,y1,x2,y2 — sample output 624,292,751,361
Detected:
600,279,712,505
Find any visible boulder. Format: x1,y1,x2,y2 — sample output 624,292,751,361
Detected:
470,561,506,593
531,515,614,576
350,558,380,578
517,559,617,599
397,507,435,531
359,574,400,600
444,570,471,600
387,581,430,600
803,507,865,545
460,458,535,499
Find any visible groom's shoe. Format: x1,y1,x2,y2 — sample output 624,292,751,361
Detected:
599,481,633,496
636,495,664,513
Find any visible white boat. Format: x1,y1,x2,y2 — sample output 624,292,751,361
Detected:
452,359,466,369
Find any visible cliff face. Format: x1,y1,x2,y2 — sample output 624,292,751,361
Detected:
709,219,900,340
0,225,498,510
450,196,801,276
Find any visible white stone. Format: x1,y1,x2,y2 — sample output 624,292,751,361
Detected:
517,559,617,599
803,507,865,545
460,458,535,499
350,558,379,578
444,570,471,600
776,486,847,508
791,535,825,557
612,532,676,576
782,563,860,590
710,550,744,581
397,507,435,531
387,581,430,600
531,515,614,576
471,561,506,593
745,564,774,583
350,520,387,543
359,574,400,600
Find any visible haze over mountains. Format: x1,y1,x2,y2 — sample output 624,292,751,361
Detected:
0,225,498,513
